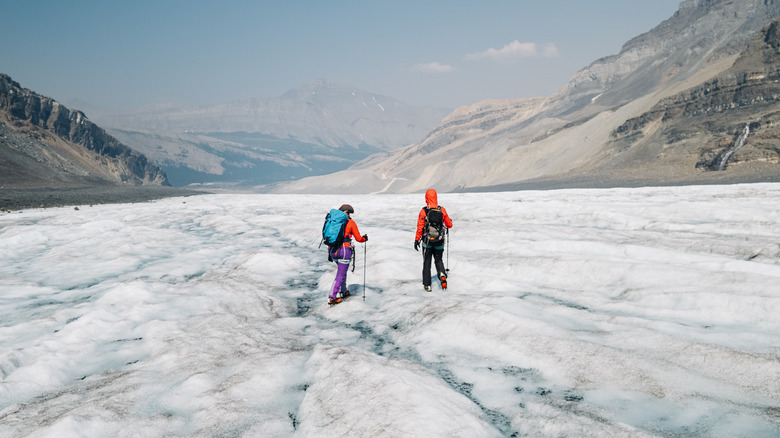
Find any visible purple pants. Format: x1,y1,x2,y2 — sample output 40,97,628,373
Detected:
329,245,352,298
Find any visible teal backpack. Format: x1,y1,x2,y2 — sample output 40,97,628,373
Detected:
322,209,348,248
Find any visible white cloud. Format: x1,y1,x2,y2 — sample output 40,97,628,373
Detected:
466,40,559,62
542,43,559,58
411,62,455,73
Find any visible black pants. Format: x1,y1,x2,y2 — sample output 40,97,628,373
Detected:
422,245,446,287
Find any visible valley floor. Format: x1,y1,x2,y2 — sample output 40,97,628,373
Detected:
0,185,201,211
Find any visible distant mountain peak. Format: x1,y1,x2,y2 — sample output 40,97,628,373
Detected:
86,80,450,151
279,79,393,109
280,78,342,99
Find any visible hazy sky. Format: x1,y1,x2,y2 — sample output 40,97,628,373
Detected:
2,0,682,111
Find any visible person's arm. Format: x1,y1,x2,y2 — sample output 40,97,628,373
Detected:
441,207,453,228
415,208,426,241
346,220,367,242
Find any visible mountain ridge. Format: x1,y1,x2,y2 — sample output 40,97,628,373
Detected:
83,79,450,150
0,74,169,190
75,79,450,187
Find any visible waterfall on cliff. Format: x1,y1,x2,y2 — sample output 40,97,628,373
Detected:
718,122,751,170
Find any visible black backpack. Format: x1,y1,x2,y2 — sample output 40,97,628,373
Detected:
423,206,446,245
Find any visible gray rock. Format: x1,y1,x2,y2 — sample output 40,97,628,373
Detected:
0,74,169,188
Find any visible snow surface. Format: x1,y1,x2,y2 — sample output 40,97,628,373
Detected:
1,184,780,437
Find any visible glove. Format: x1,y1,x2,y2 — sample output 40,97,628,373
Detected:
414,240,420,251
328,253,333,262
362,234,368,241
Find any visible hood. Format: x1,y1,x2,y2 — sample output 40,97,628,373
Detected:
425,189,438,208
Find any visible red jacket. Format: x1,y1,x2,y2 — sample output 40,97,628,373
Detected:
415,189,453,241
342,219,366,246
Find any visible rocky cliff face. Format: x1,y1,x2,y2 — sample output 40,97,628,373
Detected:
607,17,780,176
0,74,169,188
553,0,780,117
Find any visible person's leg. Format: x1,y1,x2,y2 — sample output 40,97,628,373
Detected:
432,246,447,288
331,246,351,298
422,246,434,287
339,246,352,296
433,246,446,277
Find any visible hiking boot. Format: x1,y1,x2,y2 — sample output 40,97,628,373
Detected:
328,297,342,305
440,274,447,290
424,285,432,292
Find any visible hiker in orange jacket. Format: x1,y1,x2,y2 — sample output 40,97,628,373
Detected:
329,204,367,304
414,189,453,291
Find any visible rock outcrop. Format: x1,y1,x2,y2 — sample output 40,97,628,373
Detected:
0,74,169,188
608,17,780,175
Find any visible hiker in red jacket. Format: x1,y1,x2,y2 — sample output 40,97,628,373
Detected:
414,189,453,291
329,204,367,304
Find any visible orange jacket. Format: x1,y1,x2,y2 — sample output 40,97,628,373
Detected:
415,189,453,241
343,219,366,246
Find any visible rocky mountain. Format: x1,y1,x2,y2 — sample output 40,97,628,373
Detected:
607,17,780,176
273,0,780,194
78,80,450,187
0,74,169,189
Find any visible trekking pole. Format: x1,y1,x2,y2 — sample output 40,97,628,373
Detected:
446,228,450,273
363,242,367,301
